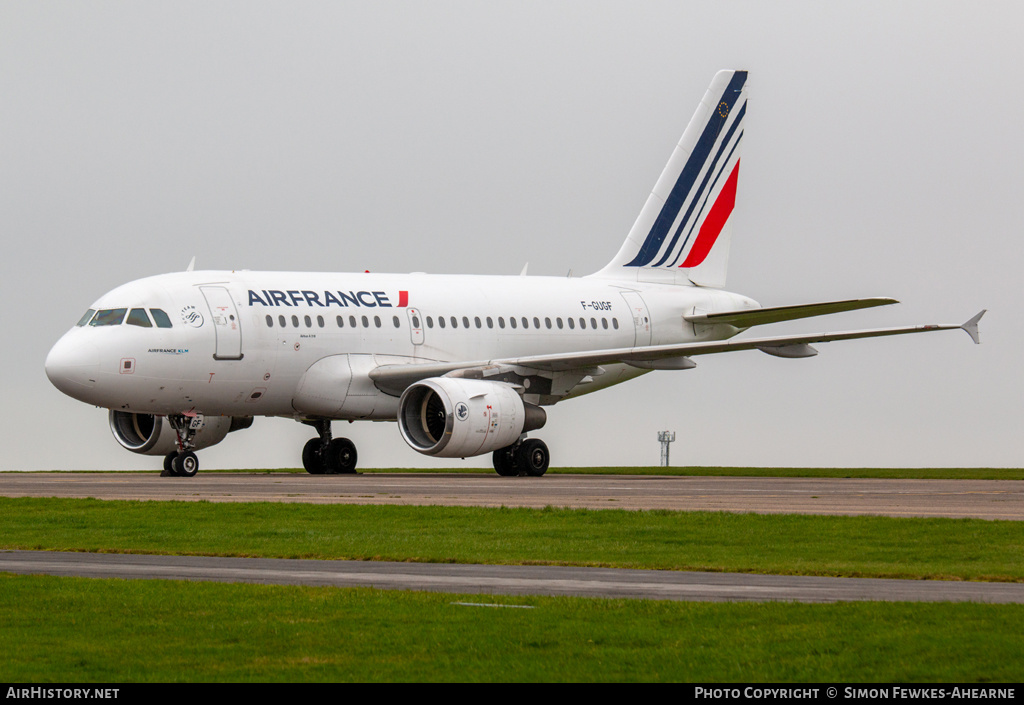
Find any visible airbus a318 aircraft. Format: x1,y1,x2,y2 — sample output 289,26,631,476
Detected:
45,70,984,477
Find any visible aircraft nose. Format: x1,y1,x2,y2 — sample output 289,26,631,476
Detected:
45,333,100,399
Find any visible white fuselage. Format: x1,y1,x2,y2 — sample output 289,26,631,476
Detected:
45,270,758,420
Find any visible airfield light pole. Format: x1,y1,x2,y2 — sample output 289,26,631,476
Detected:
658,431,676,467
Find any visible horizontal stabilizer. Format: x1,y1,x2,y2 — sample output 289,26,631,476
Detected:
684,298,898,329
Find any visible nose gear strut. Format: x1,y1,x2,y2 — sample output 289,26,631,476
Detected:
161,413,203,477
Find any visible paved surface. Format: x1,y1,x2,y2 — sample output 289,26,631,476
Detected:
1,472,1021,520
4,550,1023,603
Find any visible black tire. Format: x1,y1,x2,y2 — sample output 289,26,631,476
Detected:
302,438,326,474
492,446,519,476
172,450,199,478
518,439,549,477
329,438,358,474
163,452,178,476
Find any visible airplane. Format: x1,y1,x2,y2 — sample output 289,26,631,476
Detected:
45,70,985,478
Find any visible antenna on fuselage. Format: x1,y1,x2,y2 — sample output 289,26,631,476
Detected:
186,256,196,272
520,262,529,276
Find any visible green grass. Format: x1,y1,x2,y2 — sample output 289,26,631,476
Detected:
1,573,1021,682
2,497,1022,581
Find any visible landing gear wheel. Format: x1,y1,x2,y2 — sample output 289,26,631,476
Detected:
518,439,549,477
171,450,199,478
163,452,178,476
492,446,518,476
302,438,327,474
330,438,358,474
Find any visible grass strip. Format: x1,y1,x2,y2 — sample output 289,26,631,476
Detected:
1,573,1021,682
2,497,1021,581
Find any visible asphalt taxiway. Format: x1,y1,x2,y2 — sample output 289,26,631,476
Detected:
0,472,1021,520
4,550,1024,603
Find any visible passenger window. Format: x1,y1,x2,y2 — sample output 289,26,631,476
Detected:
486,317,493,329
337,315,344,327
439,317,446,329
317,315,325,328
90,309,127,326
521,317,528,329
579,317,587,330
498,317,505,329
545,317,552,329
77,309,96,327
510,317,517,329
361,315,369,328
533,317,540,329
612,318,619,330
590,317,597,329
426,316,434,329
266,315,273,327
279,315,286,327
304,315,312,328
557,318,563,329
374,316,381,328
349,315,357,328
463,316,470,329
151,309,173,328
602,318,608,330
393,316,400,328
291,315,299,328
412,316,421,328
474,316,481,329
568,318,575,330
450,316,457,329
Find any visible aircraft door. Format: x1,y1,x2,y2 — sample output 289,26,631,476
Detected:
619,291,651,347
200,286,243,360
407,308,424,345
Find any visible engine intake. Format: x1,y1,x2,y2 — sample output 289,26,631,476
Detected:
108,411,250,455
398,378,545,458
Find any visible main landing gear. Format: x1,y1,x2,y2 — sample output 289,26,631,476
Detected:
162,414,202,477
492,438,550,477
302,419,358,474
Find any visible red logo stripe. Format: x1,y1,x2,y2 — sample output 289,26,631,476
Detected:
398,290,409,307
679,160,740,269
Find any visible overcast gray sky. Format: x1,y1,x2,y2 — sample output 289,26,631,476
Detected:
2,1,1020,470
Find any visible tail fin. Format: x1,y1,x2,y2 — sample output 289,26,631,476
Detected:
593,70,748,287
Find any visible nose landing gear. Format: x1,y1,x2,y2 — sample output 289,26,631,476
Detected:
161,414,203,477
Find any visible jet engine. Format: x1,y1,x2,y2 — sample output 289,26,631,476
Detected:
108,410,252,456
398,378,546,458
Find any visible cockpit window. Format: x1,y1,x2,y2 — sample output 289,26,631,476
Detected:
126,308,152,328
89,308,127,326
76,309,96,327
150,309,173,328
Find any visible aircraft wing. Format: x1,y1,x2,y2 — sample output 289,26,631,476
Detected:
369,310,986,393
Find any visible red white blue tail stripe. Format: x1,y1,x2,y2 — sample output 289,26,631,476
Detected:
595,70,748,287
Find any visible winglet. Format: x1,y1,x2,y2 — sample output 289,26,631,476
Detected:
186,256,196,272
961,310,986,344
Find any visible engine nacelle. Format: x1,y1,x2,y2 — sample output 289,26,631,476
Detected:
108,411,252,456
398,378,546,458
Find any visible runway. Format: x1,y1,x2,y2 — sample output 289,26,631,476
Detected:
4,550,1024,603
0,472,1021,520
